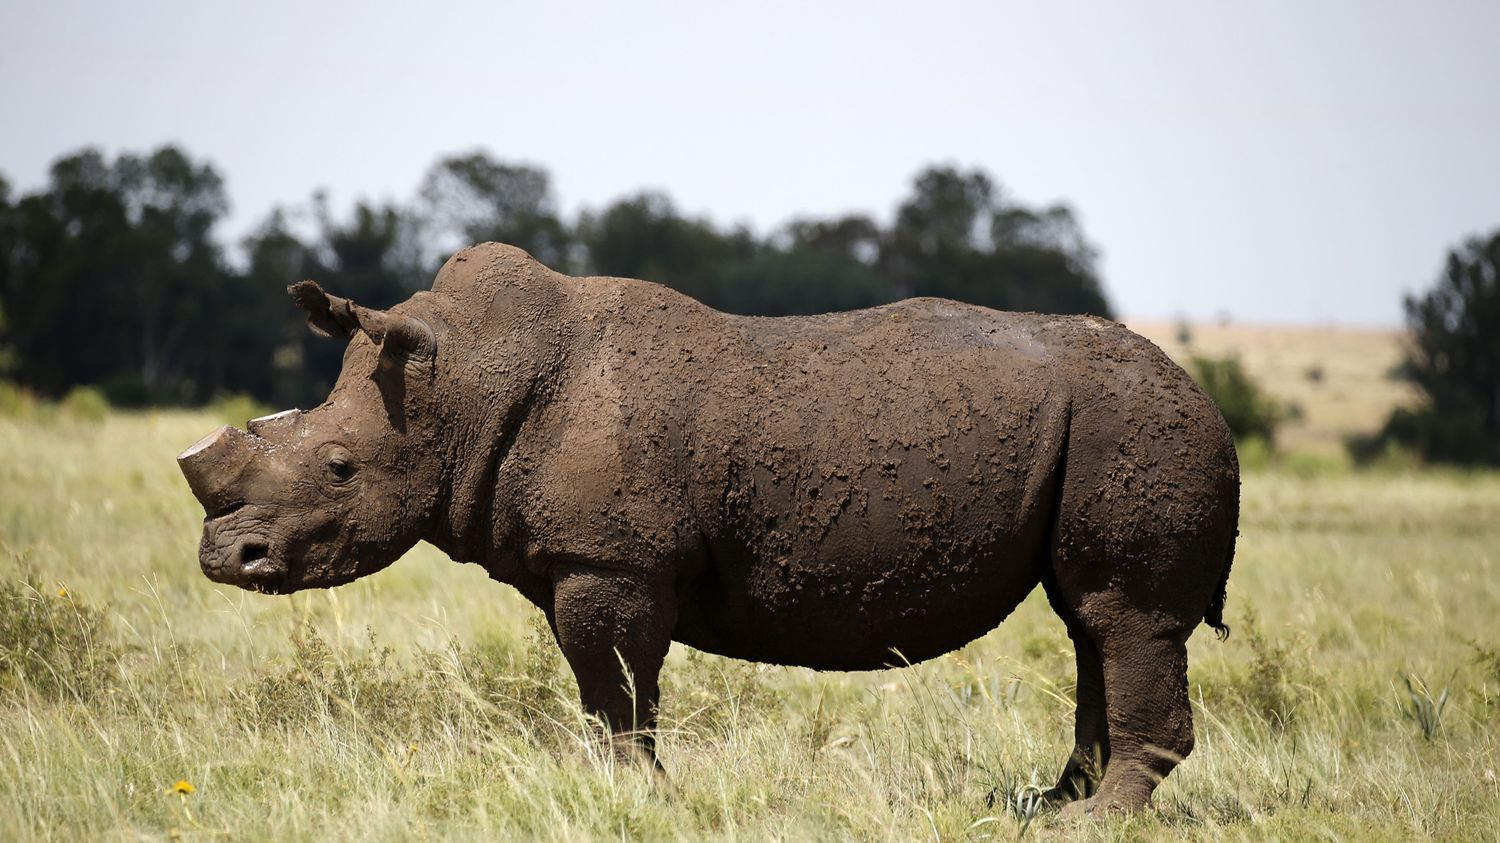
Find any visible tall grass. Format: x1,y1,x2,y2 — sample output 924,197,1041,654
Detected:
2,411,1498,840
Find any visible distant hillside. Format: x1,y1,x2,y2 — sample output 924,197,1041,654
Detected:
1125,320,1421,456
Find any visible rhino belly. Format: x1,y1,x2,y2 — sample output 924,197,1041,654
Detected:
675,510,1050,671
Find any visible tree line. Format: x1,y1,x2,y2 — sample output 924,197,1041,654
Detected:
0,146,1111,410
5,144,1493,465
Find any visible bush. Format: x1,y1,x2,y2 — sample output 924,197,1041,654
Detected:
0,380,42,418
1349,405,1486,466
59,385,110,422
205,393,271,427
0,573,119,701
241,623,459,737
3,382,112,422
240,617,579,748
1189,354,1294,446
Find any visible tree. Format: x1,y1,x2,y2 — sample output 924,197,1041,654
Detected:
0,146,237,404
314,195,429,308
236,198,432,408
880,165,1111,317
577,191,757,306
236,210,324,407
891,166,996,258
418,152,572,269
783,215,883,265
1358,230,1500,465
0,175,14,375
715,250,896,316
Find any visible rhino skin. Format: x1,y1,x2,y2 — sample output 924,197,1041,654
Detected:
178,242,1238,815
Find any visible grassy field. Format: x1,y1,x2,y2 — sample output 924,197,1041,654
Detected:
3,408,1499,841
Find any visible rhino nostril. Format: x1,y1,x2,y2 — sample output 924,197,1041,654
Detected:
240,541,270,567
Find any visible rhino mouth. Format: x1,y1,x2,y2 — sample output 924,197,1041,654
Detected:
198,518,292,594
238,542,282,588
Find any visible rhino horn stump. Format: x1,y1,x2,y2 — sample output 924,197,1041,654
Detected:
247,408,302,437
177,424,255,516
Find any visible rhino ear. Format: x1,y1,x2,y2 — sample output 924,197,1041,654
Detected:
288,280,359,339
288,281,435,365
348,305,435,430
349,304,436,367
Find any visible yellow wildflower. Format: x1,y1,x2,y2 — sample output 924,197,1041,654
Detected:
57,587,68,599
170,779,195,796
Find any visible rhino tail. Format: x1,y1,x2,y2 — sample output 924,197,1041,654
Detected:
1203,526,1237,641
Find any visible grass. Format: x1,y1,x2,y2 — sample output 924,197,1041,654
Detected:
2,410,1498,840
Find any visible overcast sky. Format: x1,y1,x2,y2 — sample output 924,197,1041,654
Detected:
3,1,1498,325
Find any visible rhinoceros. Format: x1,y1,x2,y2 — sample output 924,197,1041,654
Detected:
177,242,1238,815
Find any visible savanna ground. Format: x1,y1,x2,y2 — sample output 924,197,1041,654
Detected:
2,324,1498,841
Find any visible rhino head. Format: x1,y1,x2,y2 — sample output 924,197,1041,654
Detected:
177,281,446,594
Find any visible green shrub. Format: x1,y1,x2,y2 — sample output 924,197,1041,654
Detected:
3,382,113,423
59,385,110,422
205,393,271,427
1345,433,1424,471
1352,403,1492,467
0,573,119,701
1189,354,1295,446
239,617,579,749
0,380,42,418
1222,607,1300,729
1174,319,1193,347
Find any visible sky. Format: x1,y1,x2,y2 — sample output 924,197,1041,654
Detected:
2,1,1498,326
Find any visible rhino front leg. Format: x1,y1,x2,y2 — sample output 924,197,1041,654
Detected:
550,563,677,765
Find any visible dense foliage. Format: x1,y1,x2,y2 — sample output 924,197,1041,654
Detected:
1356,231,1500,465
0,146,1111,408
1189,354,1293,445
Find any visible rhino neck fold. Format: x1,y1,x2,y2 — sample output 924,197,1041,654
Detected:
425,397,530,573
425,327,575,581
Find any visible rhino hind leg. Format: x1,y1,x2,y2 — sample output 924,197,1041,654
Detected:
1040,578,1109,804
550,564,676,766
1057,594,1197,819
1045,405,1237,816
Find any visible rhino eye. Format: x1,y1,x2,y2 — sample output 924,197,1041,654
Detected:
326,453,357,483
